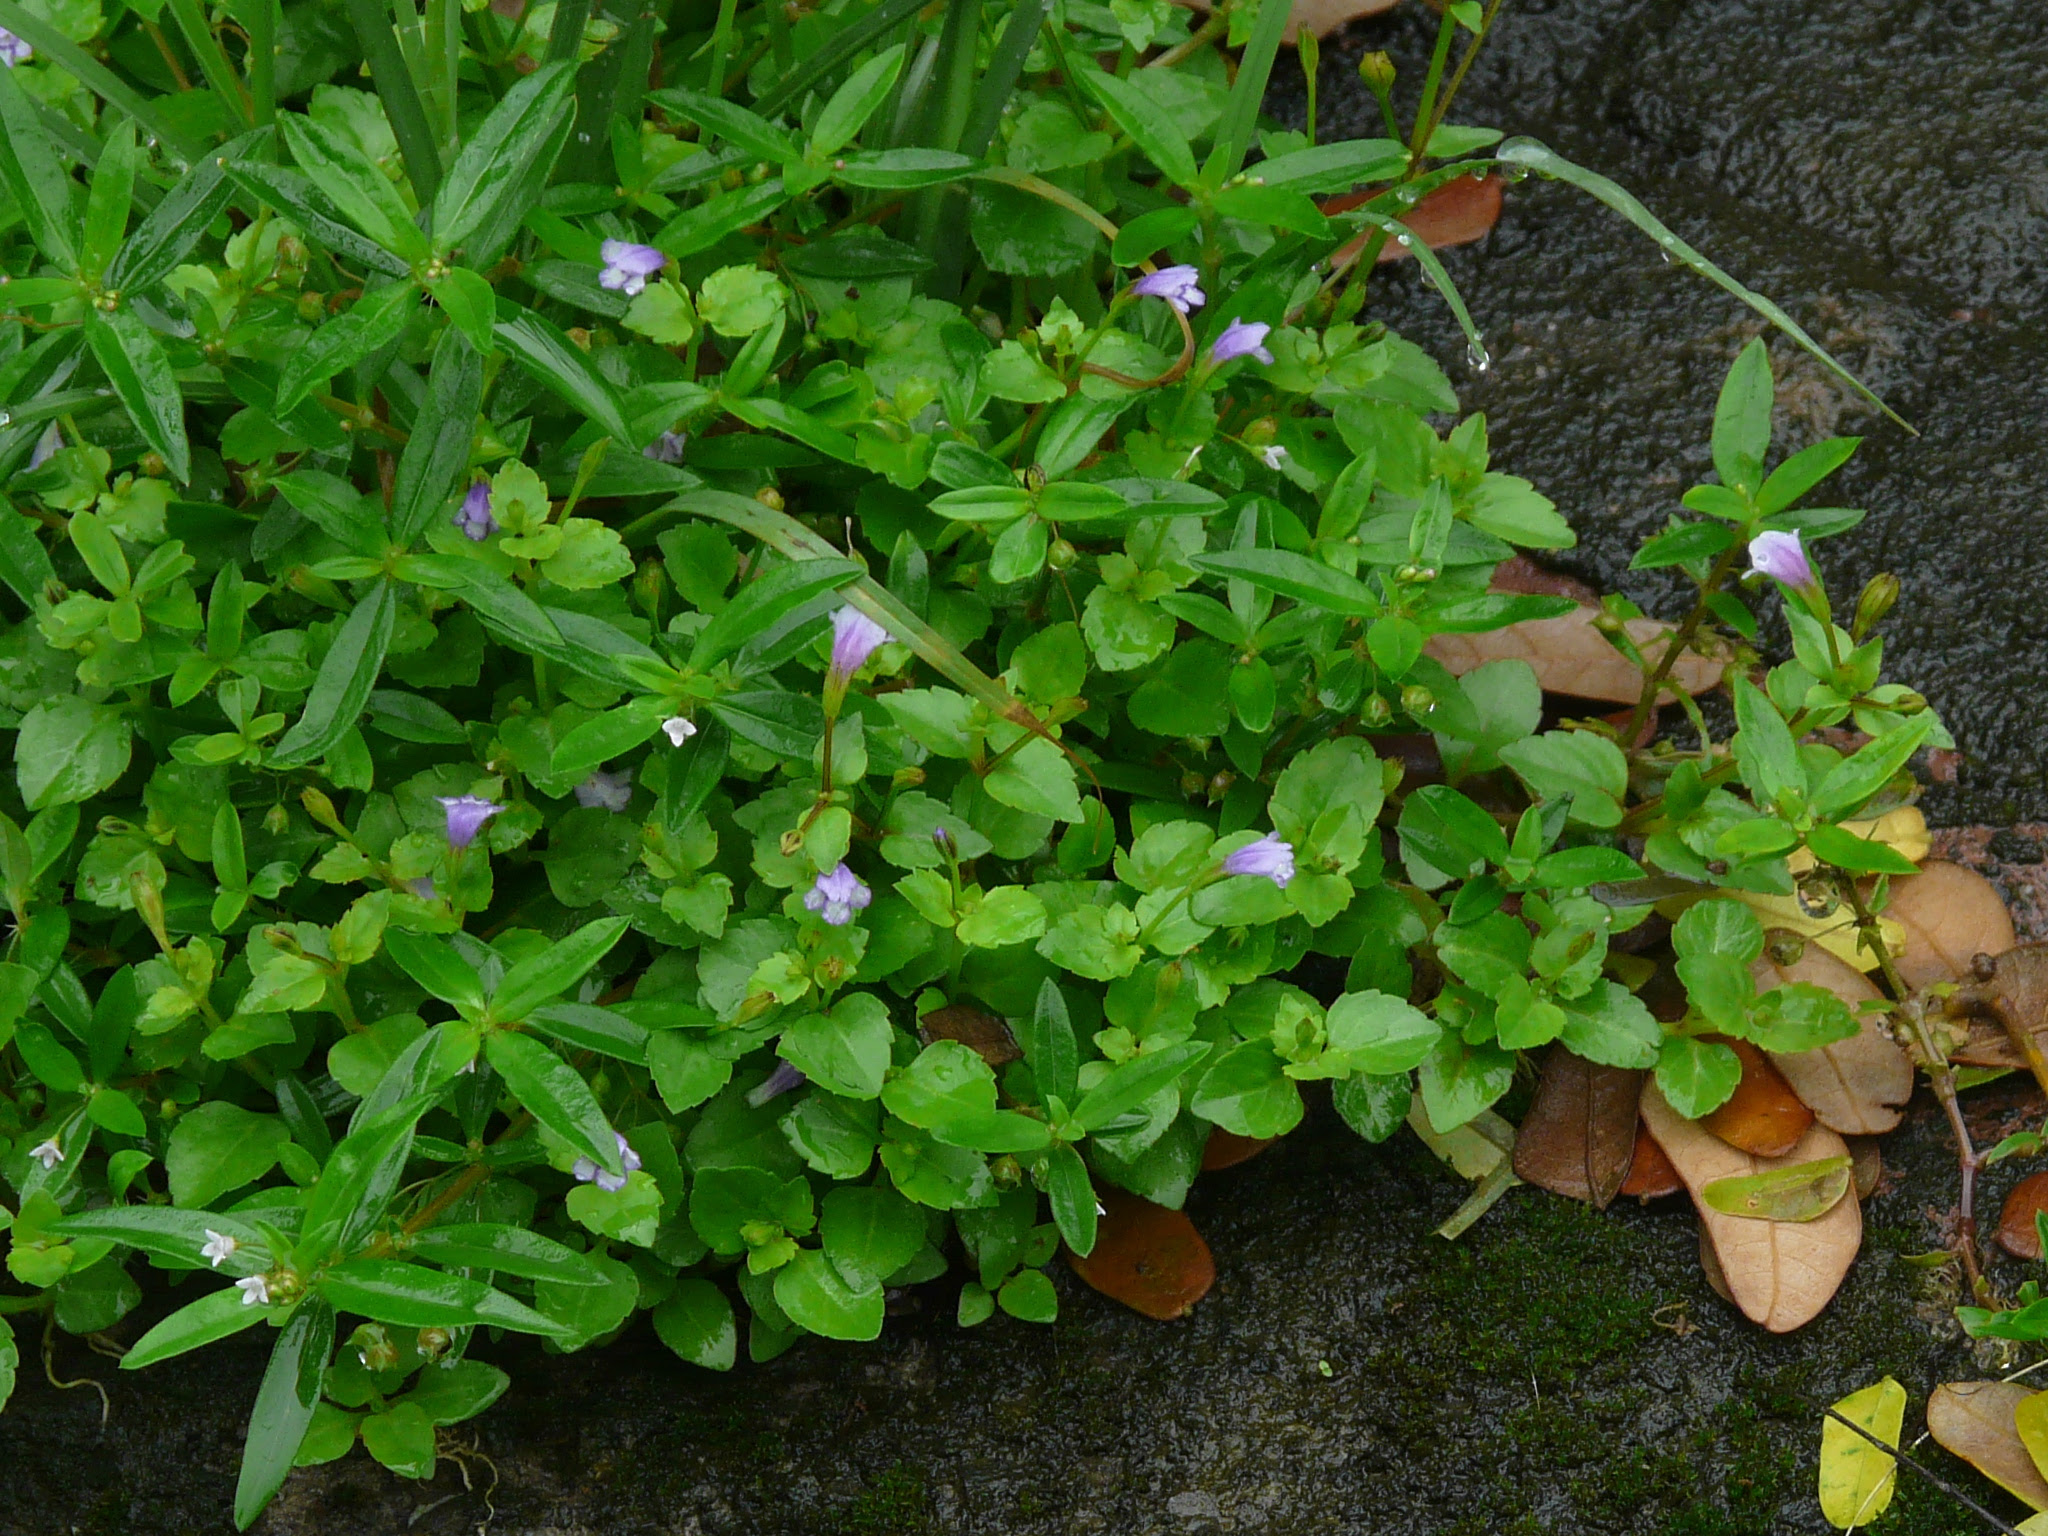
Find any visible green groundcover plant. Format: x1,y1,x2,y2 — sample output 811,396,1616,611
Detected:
0,0,1951,1522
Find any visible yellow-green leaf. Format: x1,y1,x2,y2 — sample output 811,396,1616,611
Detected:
2017,1389,2048,1485
1701,1156,1851,1222
1818,1376,1904,1528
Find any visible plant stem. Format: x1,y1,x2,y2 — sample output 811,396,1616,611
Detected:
1621,540,1743,749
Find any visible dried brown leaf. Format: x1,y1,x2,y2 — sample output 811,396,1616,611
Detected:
1510,1046,1640,1209
1173,0,1399,44
1846,1135,1883,1201
1999,1171,2048,1260
1201,1128,1274,1171
1884,861,2016,991
1698,1225,1735,1305
1700,1038,1814,1157
1424,609,1724,705
1751,933,1912,1135
1620,1122,1682,1199
1945,944,2048,1075
917,1003,1021,1068
1640,1081,1862,1332
1927,1381,2048,1511
1065,1189,1214,1321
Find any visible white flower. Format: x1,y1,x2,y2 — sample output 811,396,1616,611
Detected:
236,1274,271,1307
201,1230,239,1268
28,1138,62,1170
661,716,698,747
1260,445,1288,470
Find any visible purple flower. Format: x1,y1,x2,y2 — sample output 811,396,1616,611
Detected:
454,480,496,541
1222,833,1295,888
406,877,438,900
745,1059,809,1108
0,28,30,66
29,423,62,469
1130,264,1206,315
1209,319,1273,367
829,605,889,679
1748,530,1813,588
436,794,502,850
643,431,688,464
575,768,632,812
804,862,872,926
572,1130,642,1194
598,240,666,297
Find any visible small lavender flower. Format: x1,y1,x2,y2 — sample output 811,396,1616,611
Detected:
436,794,502,850
1209,319,1274,367
661,716,698,747
572,1131,642,1194
28,1137,62,1170
201,1230,239,1268
575,768,633,812
745,1060,809,1108
1222,833,1295,888
235,1274,271,1307
828,606,890,679
1129,264,1206,315
407,876,438,900
643,430,688,464
0,28,30,66
454,480,496,541
804,862,872,926
1748,530,1813,588
598,239,667,297
29,423,62,469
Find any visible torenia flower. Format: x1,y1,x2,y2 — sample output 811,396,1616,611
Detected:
201,1230,239,1268
235,1274,271,1307
1222,833,1295,888
829,606,890,679
28,1137,62,1170
454,480,496,541
1748,530,1813,588
661,716,698,747
572,1131,642,1195
29,422,62,469
745,1060,809,1108
1129,265,1206,315
0,28,31,66
804,862,872,926
598,240,667,297
575,768,633,812
1208,319,1274,367
436,794,502,850
643,430,688,464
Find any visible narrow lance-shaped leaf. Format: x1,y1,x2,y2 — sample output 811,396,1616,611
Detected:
279,113,425,260
107,140,243,294
270,580,395,768
85,306,190,483
274,279,420,414
1078,67,1198,190
490,916,629,1023
485,1030,623,1175
433,61,577,254
226,159,413,278
0,62,77,271
492,300,635,444
391,326,484,546
233,1297,334,1529
121,1285,270,1372
810,43,905,159
80,119,140,283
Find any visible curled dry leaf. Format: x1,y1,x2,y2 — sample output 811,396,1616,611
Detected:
1172,0,1398,45
1882,860,2016,992
1641,1081,1862,1332
1511,1046,1640,1209
1065,1188,1215,1321
1700,1038,1814,1157
917,1003,1022,1068
1926,1381,2048,1511
1699,1226,1734,1304
1818,1377,1907,1530
1620,1122,1682,1199
1326,175,1505,271
1700,1156,1852,1223
1998,1171,2048,1260
1751,932,1912,1136
1944,943,2048,1078
1201,1128,1275,1171
1845,1135,1883,1201
1425,610,1724,705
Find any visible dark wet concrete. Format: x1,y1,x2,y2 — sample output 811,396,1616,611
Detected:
8,2,2048,1532
1277,0,2048,823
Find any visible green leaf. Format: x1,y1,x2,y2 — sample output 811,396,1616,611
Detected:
772,1247,883,1341
1398,785,1510,885
433,62,578,255
1332,1073,1411,1142
1019,978,1079,1104
15,697,132,811
1655,1035,1742,1118
1818,1377,1906,1528
818,1183,925,1289
652,1278,737,1369
1556,980,1662,1070
1190,1041,1304,1139
85,307,189,482
48,1205,268,1275
361,1401,436,1478
1712,337,1774,497
122,1285,269,1371
647,88,798,163
1073,1041,1209,1133
1700,1156,1852,1222
688,556,860,672
318,1259,568,1336
1189,549,1378,617
1325,990,1440,1074
227,159,412,277
107,151,237,296
406,1224,606,1285
381,930,485,1012
1808,713,1934,823
485,1030,621,1174
998,1268,1057,1322
270,581,396,768
233,1298,334,1529
493,300,636,443
279,113,424,259
1759,437,1859,517
274,279,420,414
0,64,77,272
810,43,904,158
491,916,629,1023
80,119,140,282
1206,0,1292,183
1804,823,1920,876
1078,66,1197,188
1731,674,1804,810
391,327,484,545
1044,1142,1096,1254
433,268,496,356
166,1101,289,1208
780,993,893,1100
525,1003,649,1063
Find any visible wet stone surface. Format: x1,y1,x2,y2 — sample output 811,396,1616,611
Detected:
8,0,2048,1531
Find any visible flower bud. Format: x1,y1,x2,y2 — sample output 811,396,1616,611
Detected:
1358,51,1397,96
139,452,167,479
416,1327,452,1360
1362,693,1394,726
300,787,348,836
1400,684,1435,717
1242,416,1279,446
1852,572,1901,640
297,290,327,323
263,803,290,835
633,559,665,613
1024,464,1047,494
892,766,926,789
1207,771,1235,802
991,1155,1024,1188
755,485,785,511
1393,563,1437,584
1180,771,1207,797
1047,538,1078,571
353,1324,399,1373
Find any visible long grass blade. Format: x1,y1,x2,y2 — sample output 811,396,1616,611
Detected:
338,0,444,204
754,0,928,117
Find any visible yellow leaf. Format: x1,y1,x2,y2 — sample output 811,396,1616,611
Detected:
2017,1389,2048,1485
1818,1376,1905,1528
2018,1514,2048,1535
